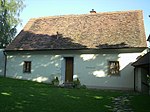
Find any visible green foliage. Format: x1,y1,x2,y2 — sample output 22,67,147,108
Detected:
52,77,59,86
73,78,81,88
73,78,87,89
0,0,25,48
147,75,150,83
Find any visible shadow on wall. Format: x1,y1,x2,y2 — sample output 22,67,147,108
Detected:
75,54,120,87
7,54,63,83
31,55,62,83
77,53,140,89
7,51,138,88
6,30,140,87
79,54,119,78
6,30,88,83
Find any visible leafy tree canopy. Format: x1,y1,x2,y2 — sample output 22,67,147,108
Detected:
0,0,25,48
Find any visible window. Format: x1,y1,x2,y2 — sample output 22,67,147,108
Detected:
23,61,31,73
108,61,120,75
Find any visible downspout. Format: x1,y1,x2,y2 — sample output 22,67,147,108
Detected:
3,50,7,77
134,68,136,92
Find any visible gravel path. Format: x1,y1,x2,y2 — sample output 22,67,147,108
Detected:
109,94,134,112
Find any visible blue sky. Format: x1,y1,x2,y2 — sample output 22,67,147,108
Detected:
18,0,150,38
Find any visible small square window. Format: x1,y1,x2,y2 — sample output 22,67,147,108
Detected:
108,61,120,75
23,61,31,73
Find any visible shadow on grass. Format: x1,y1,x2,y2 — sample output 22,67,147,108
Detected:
0,77,130,112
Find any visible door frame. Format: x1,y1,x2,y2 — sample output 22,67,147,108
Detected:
64,57,74,82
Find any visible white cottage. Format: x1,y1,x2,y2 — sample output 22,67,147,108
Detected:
4,10,147,90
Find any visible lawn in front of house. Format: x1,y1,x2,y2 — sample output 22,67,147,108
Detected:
131,94,150,112
0,77,150,112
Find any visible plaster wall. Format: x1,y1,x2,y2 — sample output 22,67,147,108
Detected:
6,52,140,90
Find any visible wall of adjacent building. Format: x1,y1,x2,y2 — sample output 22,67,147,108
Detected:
135,68,141,92
6,51,141,90
135,67,149,93
141,68,149,93
0,49,4,76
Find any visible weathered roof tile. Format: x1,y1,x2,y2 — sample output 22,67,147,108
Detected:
6,10,147,50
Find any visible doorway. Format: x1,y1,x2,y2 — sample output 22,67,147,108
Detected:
65,57,73,82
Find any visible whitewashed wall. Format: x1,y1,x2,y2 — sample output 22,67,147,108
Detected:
74,53,139,90
6,54,62,83
0,49,4,76
6,52,140,90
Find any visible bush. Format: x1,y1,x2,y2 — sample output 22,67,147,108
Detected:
52,77,59,86
73,78,81,88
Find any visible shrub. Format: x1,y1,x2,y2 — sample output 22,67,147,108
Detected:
52,77,59,86
73,78,81,88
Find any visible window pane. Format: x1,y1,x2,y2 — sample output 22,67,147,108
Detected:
23,61,31,73
109,61,119,75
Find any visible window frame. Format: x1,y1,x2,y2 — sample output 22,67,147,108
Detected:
108,61,120,76
23,61,31,73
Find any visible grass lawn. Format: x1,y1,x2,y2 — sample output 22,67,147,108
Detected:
0,77,150,112
131,94,150,112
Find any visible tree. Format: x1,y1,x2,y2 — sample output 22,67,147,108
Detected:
0,0,24,48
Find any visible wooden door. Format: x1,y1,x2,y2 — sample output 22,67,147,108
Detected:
65,57,73,82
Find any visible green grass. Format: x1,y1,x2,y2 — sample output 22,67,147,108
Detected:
0,77,150,112
131,94,150,112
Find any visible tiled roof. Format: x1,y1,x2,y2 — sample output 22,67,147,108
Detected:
6,10,147,50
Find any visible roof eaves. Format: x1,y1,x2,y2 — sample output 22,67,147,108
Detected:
132,52,150,66
147,34,150,41
4,47,147,52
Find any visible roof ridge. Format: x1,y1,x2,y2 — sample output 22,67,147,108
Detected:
29,10,143,20
23,18,37,31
